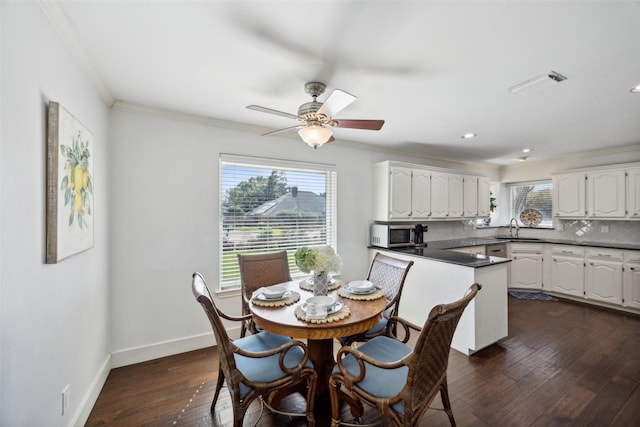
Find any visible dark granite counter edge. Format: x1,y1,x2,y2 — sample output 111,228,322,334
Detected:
370,237,640,269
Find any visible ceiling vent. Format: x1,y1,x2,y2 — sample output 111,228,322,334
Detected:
508,71,567,94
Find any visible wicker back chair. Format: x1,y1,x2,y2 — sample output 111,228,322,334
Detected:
329,283,481,427
339,252,414,345
191,272,317,427
238,251,292,337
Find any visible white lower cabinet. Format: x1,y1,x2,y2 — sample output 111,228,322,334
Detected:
509,243,543,290
623,252,640,309
585,249,623,305
550,246,585,297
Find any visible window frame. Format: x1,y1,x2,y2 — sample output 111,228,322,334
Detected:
218,154,337,291
506,179,553,228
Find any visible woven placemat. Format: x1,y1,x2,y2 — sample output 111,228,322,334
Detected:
298,279,341,292
337,287,384,301
251,291,300,307
294,304,351,324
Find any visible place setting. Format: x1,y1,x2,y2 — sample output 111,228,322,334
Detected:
338,280,384,301
294,295,351,323
250,285,300,307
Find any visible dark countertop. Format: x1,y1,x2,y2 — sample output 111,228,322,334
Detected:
371,237,640,269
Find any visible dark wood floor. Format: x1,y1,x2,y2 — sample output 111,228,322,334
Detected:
86,296,640,426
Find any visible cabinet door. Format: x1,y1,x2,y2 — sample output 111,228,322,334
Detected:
411,169,431,218
587,169,626,218
389,166,412,219
430,171,449,217
463,176,478,217
628,167,640,219
551,255,584,296
553,173,586,218
477,176,491,217
448,174,464,217
585,260,623,304
510,254,543,290
623,262,640,309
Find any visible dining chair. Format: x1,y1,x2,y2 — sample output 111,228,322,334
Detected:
238,250,292,337
191,272,317,427
329,283,482,427
339,252,414,345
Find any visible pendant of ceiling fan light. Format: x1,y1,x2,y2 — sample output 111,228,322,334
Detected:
298,123,333,149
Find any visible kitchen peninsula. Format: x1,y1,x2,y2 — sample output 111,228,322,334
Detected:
370,240,511,356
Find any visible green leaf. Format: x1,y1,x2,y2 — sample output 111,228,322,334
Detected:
64,189,71,206
61,176,68,190
69,210,74,226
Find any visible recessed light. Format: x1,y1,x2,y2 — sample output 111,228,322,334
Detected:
461,133,477,139
517,156,528,162
630,84,640,93
523,148,532,153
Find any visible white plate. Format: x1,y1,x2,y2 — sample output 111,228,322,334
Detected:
301,301,342,314
344,285,377,295
256,290,290,301
306,295,334,308
261,285,287,299
348,280,375,292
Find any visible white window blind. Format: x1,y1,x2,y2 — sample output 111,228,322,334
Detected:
507,180,553,227
219,154,337,290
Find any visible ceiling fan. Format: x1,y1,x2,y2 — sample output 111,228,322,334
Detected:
246,82,385,149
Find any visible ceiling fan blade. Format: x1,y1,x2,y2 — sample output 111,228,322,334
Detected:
246,105,300,120
333,119,385,131
317,89,356,117
261,125,300,137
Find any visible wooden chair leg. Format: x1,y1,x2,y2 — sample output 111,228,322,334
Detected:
211,367,225,412
440,380,456,427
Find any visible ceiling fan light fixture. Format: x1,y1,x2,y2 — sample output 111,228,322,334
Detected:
298,123,333,149
630,84,640,93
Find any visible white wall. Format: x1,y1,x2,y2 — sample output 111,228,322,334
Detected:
108,104,500,365
1,3,111,426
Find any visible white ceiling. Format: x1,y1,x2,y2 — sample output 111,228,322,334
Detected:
47,1,640,165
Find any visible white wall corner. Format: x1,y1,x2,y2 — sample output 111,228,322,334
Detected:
71,354,111,427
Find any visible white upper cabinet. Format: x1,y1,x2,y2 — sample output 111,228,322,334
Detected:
628,167,640,219
463,175,478,217
553,172,586,218
411,168,431,219
431,171,464,218
477,176,491,217
388,166,412,219
587,169,626,218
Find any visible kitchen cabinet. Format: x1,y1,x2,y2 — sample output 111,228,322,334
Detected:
585,248,623,305
587,169,626,218
509,243,544,290
463,175,478,217
553,172,585,218
373,162,431,220
477,176,491,217
550,246,585,297
431,171,463,218
623,251,640,309
628,167,640,219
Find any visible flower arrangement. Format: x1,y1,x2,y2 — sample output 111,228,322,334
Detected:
295,245,342,273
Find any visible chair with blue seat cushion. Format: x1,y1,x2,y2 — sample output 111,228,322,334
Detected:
329,283,481,427
238,251,292,337
339,252,414,346
191,272,317,427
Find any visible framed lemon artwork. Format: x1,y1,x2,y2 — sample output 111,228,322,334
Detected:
46,102,94,263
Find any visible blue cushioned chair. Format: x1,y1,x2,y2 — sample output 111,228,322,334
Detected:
329,283,481,427
191,272,317,427
339,253,414,346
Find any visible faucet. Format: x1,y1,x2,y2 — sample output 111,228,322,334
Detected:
509,218,520,238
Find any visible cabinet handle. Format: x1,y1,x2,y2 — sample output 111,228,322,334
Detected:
631,267,636,271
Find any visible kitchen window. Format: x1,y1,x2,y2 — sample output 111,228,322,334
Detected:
219,154,337,290
507,180,553,227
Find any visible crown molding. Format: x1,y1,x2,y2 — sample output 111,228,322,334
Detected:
38,1,115,107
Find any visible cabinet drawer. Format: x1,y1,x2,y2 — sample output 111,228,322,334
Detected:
625,251,640,264
551,246,584,257
510,243,544,254
586,248,623,261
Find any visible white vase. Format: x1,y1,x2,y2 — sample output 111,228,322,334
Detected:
313,271,329,296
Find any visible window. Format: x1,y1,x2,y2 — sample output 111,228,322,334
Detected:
219,154,337,290
507,180,553,227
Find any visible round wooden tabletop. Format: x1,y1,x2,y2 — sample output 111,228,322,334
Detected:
250,279,387,340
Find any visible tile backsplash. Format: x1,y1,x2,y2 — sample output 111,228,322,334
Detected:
424,220,640,246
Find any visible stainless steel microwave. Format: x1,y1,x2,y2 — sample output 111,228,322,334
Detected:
370,223,414,248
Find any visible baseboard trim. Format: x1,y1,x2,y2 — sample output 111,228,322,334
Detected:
72,354,111,427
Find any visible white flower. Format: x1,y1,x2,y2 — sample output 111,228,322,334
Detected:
295,245,341,273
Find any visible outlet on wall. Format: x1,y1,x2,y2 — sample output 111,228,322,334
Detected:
601,224,610,233
62,384,70,416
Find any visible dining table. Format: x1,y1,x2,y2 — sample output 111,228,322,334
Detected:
249,278,387,396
